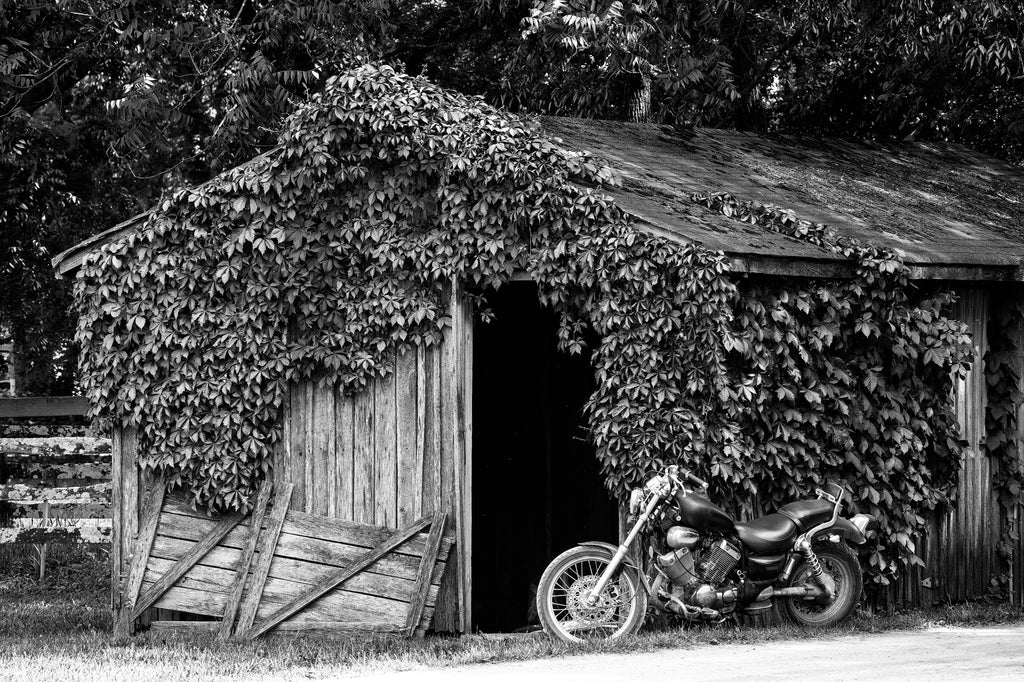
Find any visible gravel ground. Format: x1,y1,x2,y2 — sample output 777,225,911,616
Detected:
343,624,1024,681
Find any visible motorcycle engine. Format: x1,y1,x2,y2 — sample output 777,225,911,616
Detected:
657,530,745,613
697,538,742,584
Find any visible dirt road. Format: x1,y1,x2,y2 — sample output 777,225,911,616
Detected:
345,625,1024,681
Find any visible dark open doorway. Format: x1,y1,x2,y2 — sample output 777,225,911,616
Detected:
471,282,619,633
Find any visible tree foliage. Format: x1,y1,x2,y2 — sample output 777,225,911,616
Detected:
502,1,1024,159
0,0,392,392
75,65,971,584
2,0,1021,393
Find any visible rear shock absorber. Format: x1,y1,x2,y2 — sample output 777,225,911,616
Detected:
794,537,835,600
801,543,825,579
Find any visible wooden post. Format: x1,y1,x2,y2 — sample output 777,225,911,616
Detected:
37,501,50,583
115,479,166,640
457,285,473,633
110,427,123,613
111,426,141,618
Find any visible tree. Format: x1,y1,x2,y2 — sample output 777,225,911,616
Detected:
0,0,393,393
499,0,1024,161
773,1,1024,161
1,0,1021,394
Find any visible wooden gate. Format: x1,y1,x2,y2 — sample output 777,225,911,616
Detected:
116,478,452,639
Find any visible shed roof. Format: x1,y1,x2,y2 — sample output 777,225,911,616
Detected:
541,117,1024,280
54,117,1024,281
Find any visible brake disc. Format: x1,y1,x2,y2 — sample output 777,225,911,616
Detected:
566,575,620,624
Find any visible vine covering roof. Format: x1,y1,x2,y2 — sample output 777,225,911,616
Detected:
55,112,1024,281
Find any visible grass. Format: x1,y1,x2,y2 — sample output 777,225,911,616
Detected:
1,547,1022,682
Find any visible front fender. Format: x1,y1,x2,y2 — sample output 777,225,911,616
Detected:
814,517,866,545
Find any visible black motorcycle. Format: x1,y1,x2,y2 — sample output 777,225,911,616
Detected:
537,465,876,642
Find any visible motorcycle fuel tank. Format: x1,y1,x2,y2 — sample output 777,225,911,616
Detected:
666,525,701,549
675,492,735,534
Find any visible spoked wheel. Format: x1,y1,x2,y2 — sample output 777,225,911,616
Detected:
537,546,647,644
783,542,863,627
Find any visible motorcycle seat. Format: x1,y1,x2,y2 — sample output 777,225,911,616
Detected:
778,499,835,531
735,514,798,554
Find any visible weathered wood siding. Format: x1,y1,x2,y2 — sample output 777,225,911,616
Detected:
132,493,451,636
276,286,472,631
891,287,1004,605
111,426,142,611
932,288,999,599
1011,287,1024,607
108,280,1023,623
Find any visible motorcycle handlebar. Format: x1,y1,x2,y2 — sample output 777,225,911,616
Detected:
667,466,708,490
685,471,709,489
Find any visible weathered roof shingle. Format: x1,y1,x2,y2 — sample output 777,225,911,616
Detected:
542,117,1024,279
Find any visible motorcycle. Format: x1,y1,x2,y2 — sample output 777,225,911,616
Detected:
537,465,876,643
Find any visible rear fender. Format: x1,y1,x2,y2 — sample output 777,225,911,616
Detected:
813,517,866,545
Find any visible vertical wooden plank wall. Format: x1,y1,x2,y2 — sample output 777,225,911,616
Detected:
944,287,997,600
893,287,1001,605
279,285,472,631
1011,286,1024,607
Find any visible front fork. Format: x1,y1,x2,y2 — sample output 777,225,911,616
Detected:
586,494,661,606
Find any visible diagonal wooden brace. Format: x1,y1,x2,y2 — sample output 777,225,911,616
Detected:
130,511,243,621
243,514,435,639
233,481,293,637
404,511,447,637
218,477,275,640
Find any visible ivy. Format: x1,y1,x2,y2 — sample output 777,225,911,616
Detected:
985,299,1024,596
690,192,974,581
76,64,971,584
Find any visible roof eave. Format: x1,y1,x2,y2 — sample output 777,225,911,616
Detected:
633,219,1024,281
52,212,149,278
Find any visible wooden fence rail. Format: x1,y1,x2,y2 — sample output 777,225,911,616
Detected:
0,401,111,580
0,397,90,418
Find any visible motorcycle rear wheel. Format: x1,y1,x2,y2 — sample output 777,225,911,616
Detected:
783,542,863,627
537,545,648,644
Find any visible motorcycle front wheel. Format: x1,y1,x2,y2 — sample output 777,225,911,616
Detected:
537,545,648,644
783,542,863,627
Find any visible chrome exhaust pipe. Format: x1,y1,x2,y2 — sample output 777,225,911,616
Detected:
756,584,825,601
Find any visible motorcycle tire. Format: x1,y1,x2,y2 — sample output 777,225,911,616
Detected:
537,545,648,644
782,541,863,627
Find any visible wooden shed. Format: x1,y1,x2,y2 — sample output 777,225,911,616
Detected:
55,117,1024,634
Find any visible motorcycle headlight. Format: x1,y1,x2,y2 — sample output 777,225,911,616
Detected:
628,488,644,516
